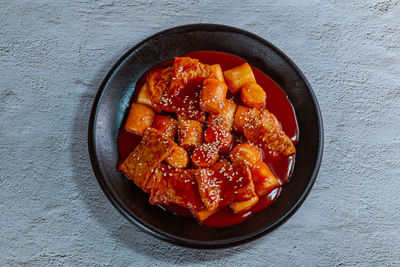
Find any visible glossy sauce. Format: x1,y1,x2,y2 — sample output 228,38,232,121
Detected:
117,50,299,227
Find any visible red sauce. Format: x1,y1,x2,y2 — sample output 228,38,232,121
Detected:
203,187,282,227
117,50,299,227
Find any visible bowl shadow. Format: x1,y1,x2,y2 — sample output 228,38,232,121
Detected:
70,53,256,263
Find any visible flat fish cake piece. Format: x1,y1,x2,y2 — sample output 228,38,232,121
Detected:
149,165,217,221
119,128,177,191
244,109,296,156
194,162,257,213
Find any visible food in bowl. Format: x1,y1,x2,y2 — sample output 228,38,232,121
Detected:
117,51,298,227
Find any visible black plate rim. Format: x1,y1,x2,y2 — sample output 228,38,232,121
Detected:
88,23,324,249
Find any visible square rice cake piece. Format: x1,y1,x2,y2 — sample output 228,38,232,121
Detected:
207,99,237,131
229,195,259,214
119,128,177,191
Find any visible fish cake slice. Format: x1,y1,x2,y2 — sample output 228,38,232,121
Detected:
119,128,177,190
149,165,217,222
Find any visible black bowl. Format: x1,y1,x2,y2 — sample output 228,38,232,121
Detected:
88,24,323,248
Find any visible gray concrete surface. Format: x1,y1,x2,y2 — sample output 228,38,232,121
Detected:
1,0,400,266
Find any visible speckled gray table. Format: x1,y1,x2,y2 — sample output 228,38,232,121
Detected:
1,0,400,266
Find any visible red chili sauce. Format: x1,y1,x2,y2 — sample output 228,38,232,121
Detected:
117,50,299,227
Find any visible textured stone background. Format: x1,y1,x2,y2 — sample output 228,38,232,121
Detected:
1,0,399,266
